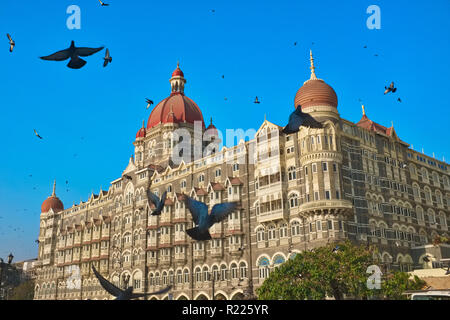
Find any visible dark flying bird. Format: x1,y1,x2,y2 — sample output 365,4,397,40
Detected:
211,9,215,13
374,54,379,57
40,41,104,69
397,97,402,103
221,75,224,79
146,98,154,109
66,180,69,184
146,190,167,216
423,255,430,263
254,96,260,104
384,82,397,95
184,196,238,241
103,48,112,67
282,105,322,134
98,0,109,6
224,97,228,101
35,240,40,244
294,42,297,46
7,33,15,52
34,129,43,139
92,265,171,300
363,45,367,49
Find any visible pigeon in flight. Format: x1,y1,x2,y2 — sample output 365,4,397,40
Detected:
294,42,297,46
34,129,43,139
146,190,167,216
374,54,379,57
224,97,228,101
184,196,238,241
35,240,40,244
7,33,15,52
40,41,104,69
146,98,154,109
254,96,260,104
221,75,224,79
98,0,109,6
282,105,322,134
397,97,402,103
103,48,112,67
363,45,367,48
384,82,397,95
92,265,172,300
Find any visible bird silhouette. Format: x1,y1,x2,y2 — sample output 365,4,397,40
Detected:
40,41,104,69
146,98,154,109
34,129,43,139
294,42,297,46
254,96,260,104
92,265,171,300
363,45,367,48
282,105,322,134
224,97,228,101
98,0,109,6
184,196,238,241
7,33,15,52
103,48,112,67
384,82,397,95
397,97,402,103
146,190,167,216
221,75,224,79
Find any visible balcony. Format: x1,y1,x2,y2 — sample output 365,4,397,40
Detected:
160,255,171,265
194,250,205,261
175,253,186,263
257,208,287,224
298,199,354,216
148,257,157,267
211,247,223,258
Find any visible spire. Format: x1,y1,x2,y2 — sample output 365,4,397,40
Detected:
210,117,213,125
309,50,318,80
142,119,145,128
362,104,366,116
52,180,56,197
177,61,180,68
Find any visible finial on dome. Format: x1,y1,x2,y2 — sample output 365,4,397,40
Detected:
391,121,394,127
177,61,180,68
362,104,366,116
210,117,213,125
142,119,145,128
52,180,56,197
309,50,318,80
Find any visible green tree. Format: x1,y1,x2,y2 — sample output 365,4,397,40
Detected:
381,272,425,300
256,240,424,300
9,279,35,300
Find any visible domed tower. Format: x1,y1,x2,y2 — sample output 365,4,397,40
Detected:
38,180,64,266
133,63,206,168
294,52,353,241
295,50,339,122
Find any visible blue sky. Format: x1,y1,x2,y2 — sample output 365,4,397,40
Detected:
0,0,449,261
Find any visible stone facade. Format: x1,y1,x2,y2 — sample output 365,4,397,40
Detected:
33,58,450,300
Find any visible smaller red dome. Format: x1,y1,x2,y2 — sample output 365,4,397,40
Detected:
172,65,184,77
136,120,146,139
41,196,64,213
205,118,218,136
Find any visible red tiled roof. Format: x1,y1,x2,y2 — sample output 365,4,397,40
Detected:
194,187,208,196
356,114,393,136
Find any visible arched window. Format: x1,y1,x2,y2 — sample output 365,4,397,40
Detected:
279,223,288,238
288,166,296,181
195,267,202,282
273,255,285,267
220,265,227,281
289,194,299,208
183,269,189,283
258,257,270,279
257,227,265,242
291,220,301,236
230,263,238,279
202,266,209,282
267,225,277,240
239,262,247,278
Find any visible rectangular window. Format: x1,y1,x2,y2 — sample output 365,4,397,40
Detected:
316,221,322,231
333,163,337,172
312,164,317,173
328,220,333,230
325,191,330,200
305,167,308,175
336,191,340,199
323,162,328,171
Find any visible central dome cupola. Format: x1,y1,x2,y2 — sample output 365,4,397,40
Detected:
170,61,186,94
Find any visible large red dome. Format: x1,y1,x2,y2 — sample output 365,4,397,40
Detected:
147,94,204,129
41,196,64,213
294,79,338,109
